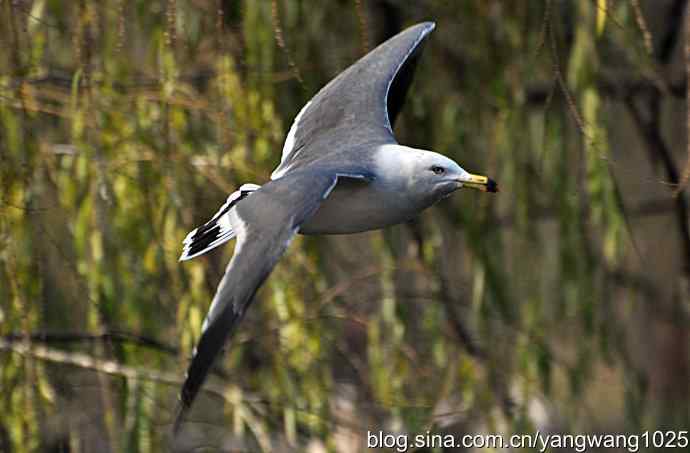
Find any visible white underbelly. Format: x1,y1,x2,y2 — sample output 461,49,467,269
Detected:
300,179,417,234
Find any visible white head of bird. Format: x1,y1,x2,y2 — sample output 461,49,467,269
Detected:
375,144,498,206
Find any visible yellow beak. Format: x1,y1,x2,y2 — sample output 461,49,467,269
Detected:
461,173,499,193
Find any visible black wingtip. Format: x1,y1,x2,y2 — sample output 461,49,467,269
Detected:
173,372,200,436
172,401,186,436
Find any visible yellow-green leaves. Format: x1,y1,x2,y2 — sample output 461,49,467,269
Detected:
582,89,625,264
596,0,608,37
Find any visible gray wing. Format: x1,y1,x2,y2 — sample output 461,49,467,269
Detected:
173,170,364,433
271,21,435,179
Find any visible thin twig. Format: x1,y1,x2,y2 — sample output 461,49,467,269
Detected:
271,0,303,84
354,0,370,54
0,337,238,430
674,9,690,196
625,95,690,272
548,16,587,137
165,0,177,50
593,0,669,95
630,0,654,56
115,0,126,54
534,0,552,59
215,0,225,53
2,331,178,355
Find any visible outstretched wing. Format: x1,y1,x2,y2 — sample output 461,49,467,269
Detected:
173,170,361,432
272,21,435,179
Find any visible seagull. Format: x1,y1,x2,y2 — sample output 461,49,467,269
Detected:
174,21,498,432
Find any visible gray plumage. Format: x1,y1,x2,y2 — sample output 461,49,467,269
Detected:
271,22,435,179
174,21,497,433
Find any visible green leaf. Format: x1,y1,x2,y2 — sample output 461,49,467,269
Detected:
596,0,607,36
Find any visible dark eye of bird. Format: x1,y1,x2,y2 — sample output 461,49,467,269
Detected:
431,165,445,175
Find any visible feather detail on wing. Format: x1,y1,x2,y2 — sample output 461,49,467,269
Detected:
179,184,261,261
173,171,369,433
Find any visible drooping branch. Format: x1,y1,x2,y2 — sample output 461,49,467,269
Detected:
657,0,688,64
0,338,235,431
625,92,690,274
0,338,180,387
524,77,686,106
0,338,378,438
674,5,690,195
1,331,178,356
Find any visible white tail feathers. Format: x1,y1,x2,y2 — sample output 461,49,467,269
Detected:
179,184,260,261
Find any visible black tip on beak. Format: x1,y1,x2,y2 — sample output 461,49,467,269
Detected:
486,178,499,193
462,174,500,193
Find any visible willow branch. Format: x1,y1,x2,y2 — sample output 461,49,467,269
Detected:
0,338,181,386
1,331,178,355
625,94,690,273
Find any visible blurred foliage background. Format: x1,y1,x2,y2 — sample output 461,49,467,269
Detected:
1,0,689,452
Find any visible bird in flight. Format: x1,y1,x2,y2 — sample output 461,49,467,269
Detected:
174,21,498,432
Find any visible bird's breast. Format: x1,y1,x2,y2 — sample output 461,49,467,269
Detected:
300,177,419,234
